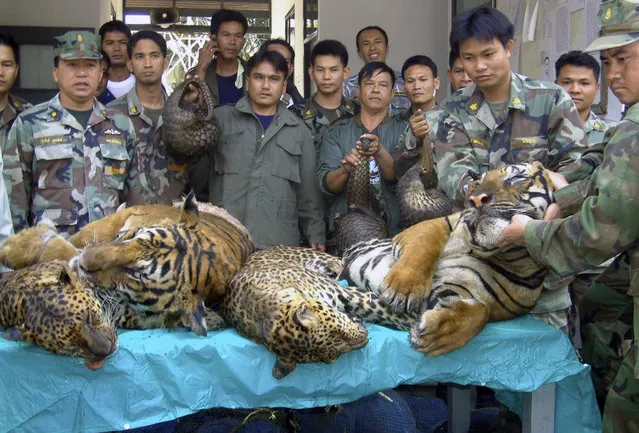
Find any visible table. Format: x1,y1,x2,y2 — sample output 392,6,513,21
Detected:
0,316,602,433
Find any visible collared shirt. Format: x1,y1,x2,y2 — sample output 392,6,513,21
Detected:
342,70,411,116
290,94,359,152
434,72,587,203
0,94,31,155
108,87,187,205
584,110,617,148
316,113,408,236
3,94,142,237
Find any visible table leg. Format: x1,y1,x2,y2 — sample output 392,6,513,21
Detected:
447,383,472,433
522,383,556,433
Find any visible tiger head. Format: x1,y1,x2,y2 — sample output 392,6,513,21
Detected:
459,161,554,252
73,195,217,336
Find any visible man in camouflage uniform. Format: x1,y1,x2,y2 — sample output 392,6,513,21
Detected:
435,7,588,337
2,31,142,238
500,1,639,429
555,51,626,369
342,26,410,116
395,55,443,179
290,39,358,152
108,30,187,205
0,33,31,246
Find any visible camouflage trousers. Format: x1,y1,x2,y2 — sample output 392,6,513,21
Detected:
531,306,577,343
603,324,638,433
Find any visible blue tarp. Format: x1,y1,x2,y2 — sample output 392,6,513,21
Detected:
0,315,601,433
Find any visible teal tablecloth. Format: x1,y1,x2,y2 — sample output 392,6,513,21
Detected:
0,315,601,433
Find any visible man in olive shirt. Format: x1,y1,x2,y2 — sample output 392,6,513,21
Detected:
318,62,407,240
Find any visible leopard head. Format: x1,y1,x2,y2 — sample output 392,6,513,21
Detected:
265,289,369,379
73,194,213,336
0,260,117,369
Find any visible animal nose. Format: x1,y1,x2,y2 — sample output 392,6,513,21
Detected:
469,193,491,208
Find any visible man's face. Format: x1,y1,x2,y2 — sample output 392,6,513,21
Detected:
556,65,599,115
246,61,286,111
357,29,388,64
95,58,109,96
459,37,513,93
403,64,440,106
128,39,167,86
447,58,472,92
602,40,639,106
309,54,349,96
101,31,129,67
0,45,19,96
357,69,394,112
215,21,245,61
53,58,101,104
266,44,293,79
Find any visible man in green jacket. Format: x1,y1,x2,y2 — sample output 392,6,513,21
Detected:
499,1,639,429
205,50,325,251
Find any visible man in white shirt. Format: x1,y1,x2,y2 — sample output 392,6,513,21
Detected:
99,20,135,99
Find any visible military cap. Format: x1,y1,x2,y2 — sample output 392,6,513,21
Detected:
584,0,639,52
53,31,102,60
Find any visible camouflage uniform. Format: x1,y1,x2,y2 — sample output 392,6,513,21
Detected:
289,95,359,152
396,105,446,154
434,72,588,203
434,72,588,330
0,94,31,247
343,70,410,116
0,94,32,153
108,88,188,205
1,31,142,238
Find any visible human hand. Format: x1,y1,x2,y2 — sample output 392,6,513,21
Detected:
497,214,532,248
341,148,362,174
196,38,219,75
312,243,326,252
546,170,569,191
182,81,202,103
409,109,431,139
356,134,382,157
543,203,562,220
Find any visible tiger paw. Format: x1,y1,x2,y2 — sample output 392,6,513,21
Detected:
409,299,489,356
379,264,433,313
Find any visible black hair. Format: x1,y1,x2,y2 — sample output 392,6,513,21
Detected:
261,39,295,62
98,20,132,40
100,49,111,69
355,26,389,51
0,33,19,65
448,50,460,69
401,55,438,79
555,50,600,82
246,49,289,78
449,7,513,54
211,9,248,35
357,61,396,88
127,30,167,59
310,39,349,67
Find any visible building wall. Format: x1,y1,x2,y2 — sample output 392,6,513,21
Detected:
0,0,120,31
270,0,452,98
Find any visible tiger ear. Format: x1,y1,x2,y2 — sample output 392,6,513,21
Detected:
293,303,318,330
179,191,200,228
